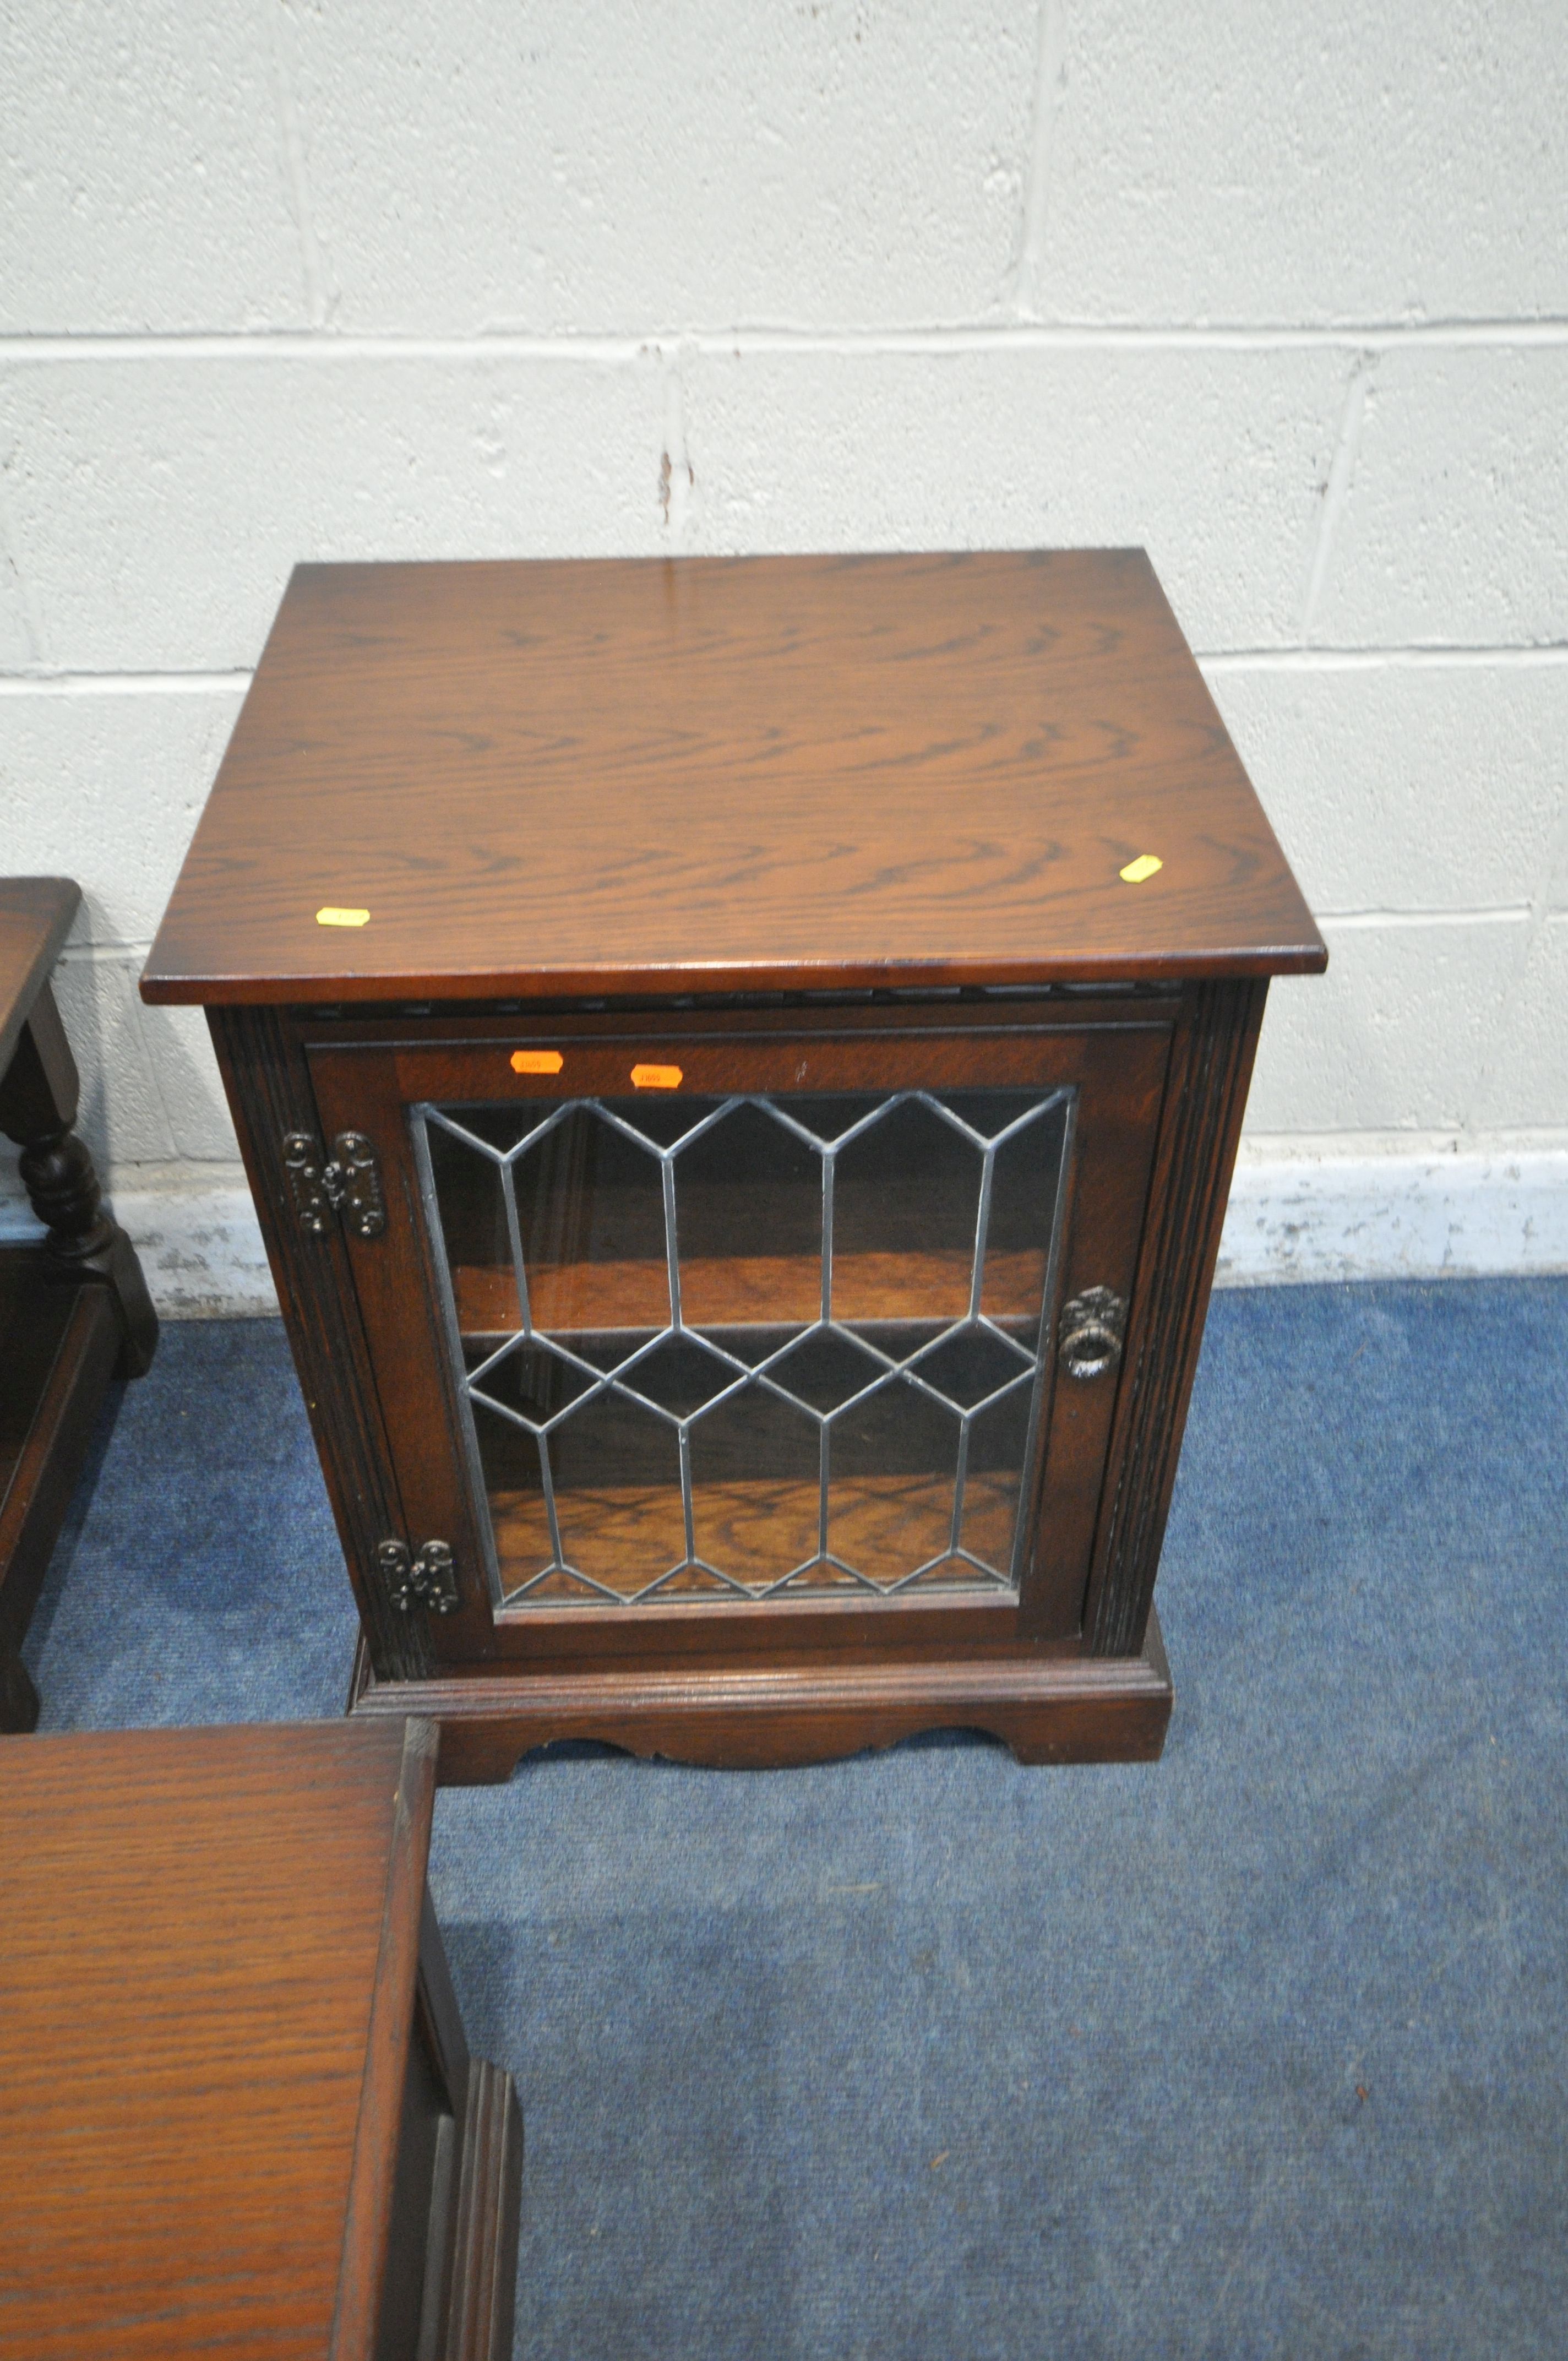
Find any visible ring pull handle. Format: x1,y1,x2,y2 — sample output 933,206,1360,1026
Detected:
1058,1287,1128,1381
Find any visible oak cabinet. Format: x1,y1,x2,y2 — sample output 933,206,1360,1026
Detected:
143,551,1324,1778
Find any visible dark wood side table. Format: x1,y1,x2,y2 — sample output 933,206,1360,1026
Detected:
141,551,1325,1777
1,877,159,1732
0,1717,522,2361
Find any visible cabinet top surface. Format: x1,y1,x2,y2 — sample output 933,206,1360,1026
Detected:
141,551,1325,1005
0,1717,429,2358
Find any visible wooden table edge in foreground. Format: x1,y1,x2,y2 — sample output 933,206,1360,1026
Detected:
331,1717,524,2361
0,1717,522,2361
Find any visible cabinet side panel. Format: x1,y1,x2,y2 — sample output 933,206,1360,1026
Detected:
1082,979,1267,1658
207,1005,432,1680
373,2015,452,2361
416,1886,472,2120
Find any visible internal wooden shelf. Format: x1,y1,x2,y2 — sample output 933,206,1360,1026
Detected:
489,1470,1023,1602
451,1250,1047,1334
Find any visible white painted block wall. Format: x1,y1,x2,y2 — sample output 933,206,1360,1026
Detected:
3,2,1566,1309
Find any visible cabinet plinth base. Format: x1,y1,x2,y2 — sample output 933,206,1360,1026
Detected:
346,1616,1173,1782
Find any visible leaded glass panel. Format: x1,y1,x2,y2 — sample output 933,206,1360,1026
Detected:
416,1087,1071,1607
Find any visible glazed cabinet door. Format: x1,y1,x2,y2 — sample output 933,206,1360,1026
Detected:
304,1008,1172,1664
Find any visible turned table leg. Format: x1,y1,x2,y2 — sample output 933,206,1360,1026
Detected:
0,982,159,1379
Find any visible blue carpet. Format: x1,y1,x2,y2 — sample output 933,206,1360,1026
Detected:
23,1282,1568,2359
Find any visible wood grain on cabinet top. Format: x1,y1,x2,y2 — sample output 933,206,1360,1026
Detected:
141,551,1325,1007
0,1716,435,2361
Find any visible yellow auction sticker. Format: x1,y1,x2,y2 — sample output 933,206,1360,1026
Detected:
315,906,371,928
631,1063,683,1090
1118,854,1163,884
510,1050,564,1075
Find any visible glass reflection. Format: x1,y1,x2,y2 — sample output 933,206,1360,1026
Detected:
423,1087,1069,1605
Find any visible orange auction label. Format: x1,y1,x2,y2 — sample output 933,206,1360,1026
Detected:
510,1050,564,1075
630,1063,683,1090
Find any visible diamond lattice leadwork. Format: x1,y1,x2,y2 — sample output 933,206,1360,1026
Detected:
418,1087,1070,1607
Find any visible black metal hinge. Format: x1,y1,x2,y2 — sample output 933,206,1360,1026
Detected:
377,1538,460,1615
283,1129,386,1240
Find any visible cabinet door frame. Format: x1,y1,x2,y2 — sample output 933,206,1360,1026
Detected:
304,1001,1173,1666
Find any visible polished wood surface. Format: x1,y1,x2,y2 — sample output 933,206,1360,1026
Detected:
141,551,1326,1006
146,563,1321,1771
1,878,79,1076
347,1611,1174,1781
0,1719,520,2360
1082,976,1265,1654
